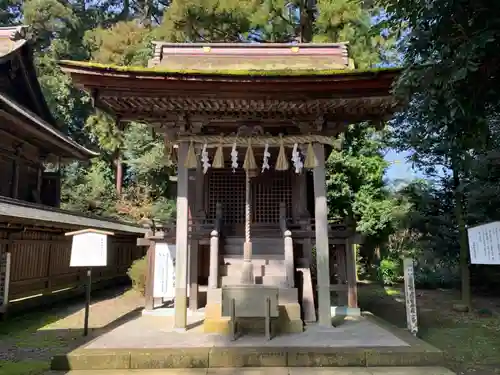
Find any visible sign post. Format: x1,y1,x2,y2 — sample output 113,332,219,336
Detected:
403,258,418,336
65,228,114,336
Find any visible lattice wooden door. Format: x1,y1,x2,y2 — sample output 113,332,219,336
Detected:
206,168,292,227
252,171,292,223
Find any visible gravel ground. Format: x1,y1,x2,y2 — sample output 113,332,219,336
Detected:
0,286,144,362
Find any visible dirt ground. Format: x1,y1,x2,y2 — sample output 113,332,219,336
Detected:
358,283,500,375
0,286,144,375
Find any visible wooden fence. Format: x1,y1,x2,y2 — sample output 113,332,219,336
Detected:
1,228,144,303
0,199,147,315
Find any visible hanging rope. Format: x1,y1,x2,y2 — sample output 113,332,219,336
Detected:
275,134,289,171
184,141,197,169
303,142,317,169
176,134,341,148
243,138,257,171
212,135,224,168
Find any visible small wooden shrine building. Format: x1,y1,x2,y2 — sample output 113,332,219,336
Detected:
60,43,400,331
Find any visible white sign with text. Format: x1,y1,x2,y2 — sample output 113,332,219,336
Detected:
70,232,108,267
467,221,500,265
153,242,176,298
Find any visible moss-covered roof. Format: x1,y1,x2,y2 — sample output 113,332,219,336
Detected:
59,59,401,78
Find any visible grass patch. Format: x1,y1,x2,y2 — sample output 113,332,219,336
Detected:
0,360,49,375
359,283,500,375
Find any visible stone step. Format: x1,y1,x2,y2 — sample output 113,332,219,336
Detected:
223,246,284,256
223,254,285,263
221,274,288,287
47,367,455,375
221,263,285,277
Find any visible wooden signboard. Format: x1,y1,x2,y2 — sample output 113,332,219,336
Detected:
467,221,500,265
65,228,114,336
67,229,112,267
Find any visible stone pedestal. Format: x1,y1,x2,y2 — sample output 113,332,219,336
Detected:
203,288,303,334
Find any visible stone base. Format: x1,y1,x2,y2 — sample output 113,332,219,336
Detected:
203,301,303,335
331,306,361,317
51,346,444,370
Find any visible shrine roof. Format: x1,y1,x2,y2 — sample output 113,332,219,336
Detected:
0,26,98,160
59,59,400,77
0,26,58,127
0,92,99,159
59,43,401,132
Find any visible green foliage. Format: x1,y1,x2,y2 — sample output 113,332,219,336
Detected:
378,258,401,285
60,160,118,217
127,256,147,296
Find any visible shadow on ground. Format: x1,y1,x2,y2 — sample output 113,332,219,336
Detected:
0,286,143,375
357,281,500,375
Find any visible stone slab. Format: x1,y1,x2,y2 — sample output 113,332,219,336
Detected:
129,348,210,368
50,312,445,371
46,367,455,375
209,347,288,367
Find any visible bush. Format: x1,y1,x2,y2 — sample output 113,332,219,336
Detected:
378,258,402,285
127,256,147,295
414,260,460,289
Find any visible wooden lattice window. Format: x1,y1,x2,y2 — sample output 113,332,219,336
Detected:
207,168,292,225
207,168,246,224
253,171,292,223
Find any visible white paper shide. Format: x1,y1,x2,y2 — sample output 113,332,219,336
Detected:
467,221,500,265
70,231,108,267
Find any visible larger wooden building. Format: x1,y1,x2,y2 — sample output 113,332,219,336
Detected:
60,42,400,332
0,26,145,315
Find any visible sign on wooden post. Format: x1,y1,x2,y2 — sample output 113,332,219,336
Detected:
153,242,176,299
65,228,114,336
403,258,418,336
467,221,500,265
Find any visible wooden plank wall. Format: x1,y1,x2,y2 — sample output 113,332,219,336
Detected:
0,227,144,302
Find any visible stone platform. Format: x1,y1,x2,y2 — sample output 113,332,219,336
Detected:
51,313,444,371
48,367,456,375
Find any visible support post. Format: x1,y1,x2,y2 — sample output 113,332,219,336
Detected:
209,230,219,289
174,142,189,330
144,238,156,311
284,230,294,288
83,268,91,336
189,164,202,311
313,143,331,326
241,171,254,284
345,237,358,308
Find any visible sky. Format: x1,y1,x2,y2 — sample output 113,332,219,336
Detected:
384,149,424,182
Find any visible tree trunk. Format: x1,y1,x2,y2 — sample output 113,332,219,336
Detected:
452,165,471,310
300,0,316,42
115,152,123,196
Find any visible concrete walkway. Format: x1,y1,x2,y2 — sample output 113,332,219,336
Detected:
49,367,455,375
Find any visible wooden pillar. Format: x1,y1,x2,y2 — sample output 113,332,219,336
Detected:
144,238,156,311
313,143,331,326
10,149,20,199
209,230,219,289
174,142,189,330
337,245,348,306
189,163,203,311
345,237,358,308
